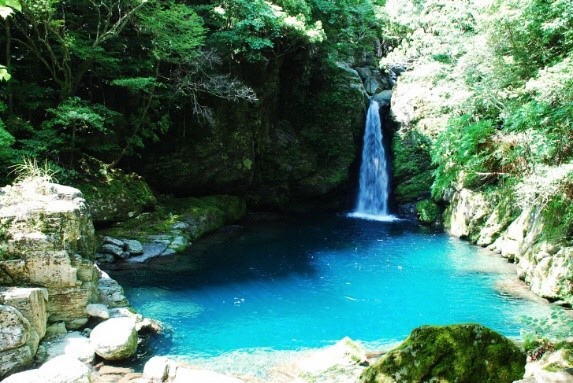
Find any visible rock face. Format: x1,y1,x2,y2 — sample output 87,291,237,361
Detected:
0,287,48,378
0,181,99,329
134,55,367,211
359,324,525,383
445,167,573,304
0,180,102,378
0,179,135,379
74,156,156,226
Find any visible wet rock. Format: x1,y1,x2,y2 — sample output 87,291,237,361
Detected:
123,239,144,255
97,273,129,308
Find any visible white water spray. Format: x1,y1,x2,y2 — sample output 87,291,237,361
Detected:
349,100,395,221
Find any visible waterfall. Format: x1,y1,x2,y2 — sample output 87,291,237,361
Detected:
350,100,395,221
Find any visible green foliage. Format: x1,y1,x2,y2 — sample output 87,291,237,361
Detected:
206,0,326,62
432,115,497,198
137,1,205,64
392,130,434,203
539,176,573,243
42,97,121,164
415,199,441,225
9,157,59,184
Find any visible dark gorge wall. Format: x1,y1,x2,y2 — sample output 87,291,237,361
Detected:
134,50,368,211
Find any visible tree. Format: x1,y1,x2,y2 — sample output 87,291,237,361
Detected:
10,0,148,100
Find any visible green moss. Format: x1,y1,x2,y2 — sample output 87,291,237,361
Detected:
73,156,156,225
415,199,441,225
360,324,525,383
392,130,434,203
99,194,246,247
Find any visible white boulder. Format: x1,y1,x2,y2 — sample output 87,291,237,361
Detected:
143,356,170,381
3,355,92,383
90,317,137,360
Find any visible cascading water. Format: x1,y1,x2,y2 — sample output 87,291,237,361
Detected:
350,100,394,221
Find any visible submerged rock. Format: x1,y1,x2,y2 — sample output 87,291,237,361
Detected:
359,324,525,383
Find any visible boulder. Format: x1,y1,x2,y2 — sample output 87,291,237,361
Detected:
90,317,138,360
143,356,170,381
0,305,34,379
86,303,109,319
359,324,525,383
2,354,92,383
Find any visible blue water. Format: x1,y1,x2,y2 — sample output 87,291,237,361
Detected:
109,214,549,360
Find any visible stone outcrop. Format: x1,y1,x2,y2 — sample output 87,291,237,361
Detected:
445,166,573,305
0,181,99,329
0,179,137,379
97,195,247,262
73,156,156,226
359,324,525,383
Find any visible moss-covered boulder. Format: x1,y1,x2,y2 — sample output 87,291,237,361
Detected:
391,130,434,204
99,195,246,259
73,157,156,226
415,199,441,225
359,324,526,383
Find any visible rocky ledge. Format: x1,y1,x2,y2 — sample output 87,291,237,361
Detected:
0,178,158,380
444,165,573,306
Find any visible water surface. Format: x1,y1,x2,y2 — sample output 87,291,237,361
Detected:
109,214,550,362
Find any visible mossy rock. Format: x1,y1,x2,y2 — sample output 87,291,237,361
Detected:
99,194,246,246
415,199,441,225
359,324,525,383
73,157,156,226
392,130,434,203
